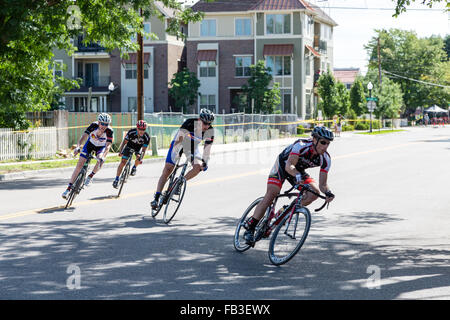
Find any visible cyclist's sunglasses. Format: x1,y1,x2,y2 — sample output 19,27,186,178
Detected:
319,139,331,146
99,122,109,126
201,120,212,126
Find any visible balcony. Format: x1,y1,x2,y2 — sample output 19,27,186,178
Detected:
72,76,111,89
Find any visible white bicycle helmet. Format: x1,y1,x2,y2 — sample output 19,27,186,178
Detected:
199,108,215,124
97,113,111,124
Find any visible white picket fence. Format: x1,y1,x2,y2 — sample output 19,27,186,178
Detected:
0,127,57,161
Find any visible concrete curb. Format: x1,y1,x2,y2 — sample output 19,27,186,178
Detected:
0,138,294,182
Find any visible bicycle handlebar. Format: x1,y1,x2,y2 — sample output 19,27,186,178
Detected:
285,183,330,212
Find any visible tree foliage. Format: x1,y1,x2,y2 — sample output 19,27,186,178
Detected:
349,78,366,116
168,68,200,113
242,60,281,114
364,69,404,119
365,29,450,114
316,70,339,119
393,0,449,17
0,0,204,128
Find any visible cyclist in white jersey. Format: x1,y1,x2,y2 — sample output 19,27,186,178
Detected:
62,113,114,199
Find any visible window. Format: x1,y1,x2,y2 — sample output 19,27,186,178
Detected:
143,23,151,40
235,56,251,77
266,56,291,76
200,19,216,37
304,15,314,37
200,94,216,112
53,60,63,78
280,89,291,113
305,56,311,76
235,18,251,36
266,14,290,35
199,61,216,77
125,63,149,79
321,24,331,40
128,97,137,112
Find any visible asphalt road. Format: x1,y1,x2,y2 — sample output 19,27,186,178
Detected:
0,126,449,300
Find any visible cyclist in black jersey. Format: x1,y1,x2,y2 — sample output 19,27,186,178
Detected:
150,109,215,210
243,126,336,245
113,120,150,188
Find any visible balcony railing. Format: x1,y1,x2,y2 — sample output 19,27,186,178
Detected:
72,76,111,88
75,36,106,52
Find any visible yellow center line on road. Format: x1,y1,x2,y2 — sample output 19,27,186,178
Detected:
0,137,439,222
0,170,263,221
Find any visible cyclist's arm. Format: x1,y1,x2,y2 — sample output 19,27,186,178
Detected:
318,171,334,202
285,154,302,180
102,141,113,159
76,133,89,149
118,138,128,155
138,146,147,161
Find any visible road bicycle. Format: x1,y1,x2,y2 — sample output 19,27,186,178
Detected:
65,151,95,209
116,148,138,197
234,183,328,266
151,153,197,224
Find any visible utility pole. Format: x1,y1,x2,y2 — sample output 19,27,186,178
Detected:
137,8,144,121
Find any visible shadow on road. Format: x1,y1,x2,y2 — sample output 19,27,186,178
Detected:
0,211,448,300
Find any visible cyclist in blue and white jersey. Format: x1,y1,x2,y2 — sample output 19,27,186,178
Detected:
62,113,114,199
150,109,215,209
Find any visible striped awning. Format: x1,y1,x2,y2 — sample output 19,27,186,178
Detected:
263,44,294,56
305,45,320,57
197,50,217,62
121,52,150,65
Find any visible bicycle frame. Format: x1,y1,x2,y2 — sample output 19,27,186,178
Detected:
255,184,327,242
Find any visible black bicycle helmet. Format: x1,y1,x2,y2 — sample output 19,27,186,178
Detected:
312,126,334,141
199,108,215,124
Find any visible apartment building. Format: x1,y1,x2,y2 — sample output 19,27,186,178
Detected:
186,0,337,118
53,2,186,113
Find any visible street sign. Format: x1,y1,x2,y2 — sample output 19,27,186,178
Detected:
366,97,378,102
367,100,376,112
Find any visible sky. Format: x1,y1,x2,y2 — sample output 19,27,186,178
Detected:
312,0,449,75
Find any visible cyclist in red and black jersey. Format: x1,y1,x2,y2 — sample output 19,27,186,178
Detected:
113,120,151,188
62,113,114,199
243,126,336,245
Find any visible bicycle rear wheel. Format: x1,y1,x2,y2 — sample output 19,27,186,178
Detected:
163,177,187,224
233,197,264,252
117,162,130,197
268,207,311,266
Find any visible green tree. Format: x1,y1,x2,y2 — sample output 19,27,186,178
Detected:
242,60,281,114
365,29,449,114
364,69,404,120
349,78,366,116
168,68,200,113
335,81,350,116
393,0,448,17
317,70,339,118
0,0,204,128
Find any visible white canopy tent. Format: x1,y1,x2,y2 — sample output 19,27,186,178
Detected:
425,105,447,113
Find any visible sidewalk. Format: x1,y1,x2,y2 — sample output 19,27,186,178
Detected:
0,137,295,182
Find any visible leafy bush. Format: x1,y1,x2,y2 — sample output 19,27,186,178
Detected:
297,125,305,134
342,124,354,131
355,122,369,130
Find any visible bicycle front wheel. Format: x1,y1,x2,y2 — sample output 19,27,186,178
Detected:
268,207,311,266
65,171,84,209
117,162,130,197
163,177,187,224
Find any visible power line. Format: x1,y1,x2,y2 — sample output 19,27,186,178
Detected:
317,6,446,12
382,70,450,88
